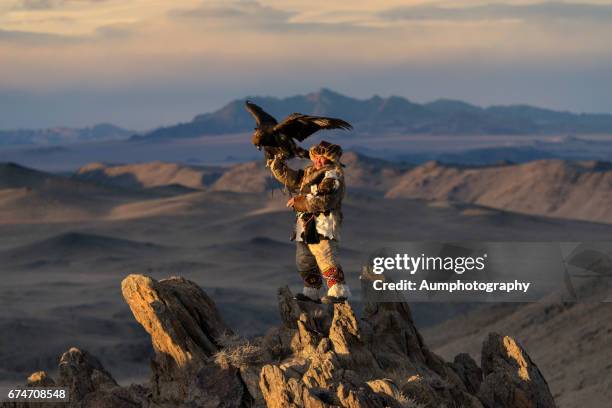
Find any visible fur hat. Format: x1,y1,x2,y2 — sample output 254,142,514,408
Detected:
309,140,343,163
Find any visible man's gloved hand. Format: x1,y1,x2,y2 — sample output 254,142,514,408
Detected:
287,195,309,212
267,152,287,168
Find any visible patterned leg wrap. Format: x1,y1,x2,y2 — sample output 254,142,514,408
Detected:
322,266,345,288
301,269,323,289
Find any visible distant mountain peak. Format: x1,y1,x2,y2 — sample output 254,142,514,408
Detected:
137,89,612,141
312,87,341,97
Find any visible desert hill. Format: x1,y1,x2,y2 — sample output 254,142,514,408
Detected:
209,152,411,194
6,156,612,225
75,161,271,194
76,155,612,224
75,161,224,190
209,161,275,193
1,232,165,264
0,162,103,192
0,162,145,223
74,152,404,195
341,152,410,193
137,88,612,140
386,159,612,224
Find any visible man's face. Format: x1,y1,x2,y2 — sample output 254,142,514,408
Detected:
312,154,328,169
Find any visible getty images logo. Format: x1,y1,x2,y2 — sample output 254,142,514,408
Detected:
371,244,488,275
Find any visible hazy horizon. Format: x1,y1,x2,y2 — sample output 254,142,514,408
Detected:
3,86,612,132
1,0,611,130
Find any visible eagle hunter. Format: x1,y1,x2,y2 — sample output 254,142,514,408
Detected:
245,100,352,161
246,100,353,304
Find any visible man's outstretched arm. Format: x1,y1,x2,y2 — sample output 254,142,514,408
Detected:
269,157,303,193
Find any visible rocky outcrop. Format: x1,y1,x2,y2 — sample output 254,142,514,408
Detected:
478,333,556,408
3,347,147,408
120,274,244,406
16,274,556,408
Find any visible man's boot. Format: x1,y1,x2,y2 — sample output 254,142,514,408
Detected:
320,266,350,304
321,283,351,304
294,286,321,304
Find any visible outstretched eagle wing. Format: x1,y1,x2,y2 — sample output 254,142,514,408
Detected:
274,114,352,142
245,101,278,128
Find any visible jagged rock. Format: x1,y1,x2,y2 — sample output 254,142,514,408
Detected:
360,271,453,380
240,365,265,404
19,347,143,408
278,286,331,333
259,365,329,408
365,379,399,399
17,275,556,408
26,371,55,387
478,333,556,408
58,347,118,402
365,379,404,407
186,364,246,407
329,304,362,356
336,383,386,408
451,353,483,395
329,303,380,373
121,274,242,405
399,374,440,407
361,301,427,369
359,270,484,407
260,287,491,408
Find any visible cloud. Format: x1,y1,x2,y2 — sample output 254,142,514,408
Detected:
379,2,612,23
0,28,78,44
169,0,374,33
18,0,56,10
16,0,107,10
94,23,133,39
169,1,294,26
0,0,611,116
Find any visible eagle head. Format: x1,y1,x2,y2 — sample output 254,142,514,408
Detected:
251,128,266,150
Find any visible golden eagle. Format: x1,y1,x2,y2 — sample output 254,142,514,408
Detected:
245,100,352,160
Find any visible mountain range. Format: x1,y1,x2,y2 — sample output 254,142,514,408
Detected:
138,89,612,140
3,90,612,147
0,123,132,146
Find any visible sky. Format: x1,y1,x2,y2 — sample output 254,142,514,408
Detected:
0,0,611,130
